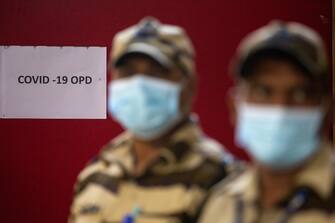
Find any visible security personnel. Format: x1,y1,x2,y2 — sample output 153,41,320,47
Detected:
69,17,235,223
198,21,334,223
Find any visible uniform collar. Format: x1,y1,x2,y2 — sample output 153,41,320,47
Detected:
144,115,204,175
295,141,334,199
101,114,204,177
228,141,334,204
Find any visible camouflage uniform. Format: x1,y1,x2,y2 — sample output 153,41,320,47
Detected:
69,118,235,223
199,142,335,223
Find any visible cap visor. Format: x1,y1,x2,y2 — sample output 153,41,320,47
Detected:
238,45,318,78
114,42,172,69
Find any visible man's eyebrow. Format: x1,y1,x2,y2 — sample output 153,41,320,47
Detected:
289,82,314,89
247,79,266,87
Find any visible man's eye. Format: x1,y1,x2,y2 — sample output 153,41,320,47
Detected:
290,88,322,104
291,89,308,103
152,72,166,78
252,86,271,100
118,70,134,78
150,66,168,76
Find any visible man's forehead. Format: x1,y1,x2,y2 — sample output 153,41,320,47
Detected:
240,58,314,84
115,53,166,69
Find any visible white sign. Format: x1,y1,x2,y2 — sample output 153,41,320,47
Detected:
0,46,106,119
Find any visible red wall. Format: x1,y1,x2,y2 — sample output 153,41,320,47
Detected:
0,1,331,222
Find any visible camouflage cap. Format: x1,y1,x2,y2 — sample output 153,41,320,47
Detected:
233,20,328,80
110,17,195,75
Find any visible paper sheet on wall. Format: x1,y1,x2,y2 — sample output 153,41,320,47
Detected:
0,46,106,119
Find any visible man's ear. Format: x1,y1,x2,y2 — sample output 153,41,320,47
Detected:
320,96,333,140
226,87,237,126
179,71,196,115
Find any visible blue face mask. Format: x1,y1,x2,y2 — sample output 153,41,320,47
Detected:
236,102,324,170
108,74,182,140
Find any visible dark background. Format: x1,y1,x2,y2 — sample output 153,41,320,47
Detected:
0,0,331,222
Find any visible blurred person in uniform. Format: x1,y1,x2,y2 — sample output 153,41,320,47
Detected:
198,21,334,223
69,17,236,223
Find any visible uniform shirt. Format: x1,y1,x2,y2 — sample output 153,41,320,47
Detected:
199,141,335,223
69,119,234,223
